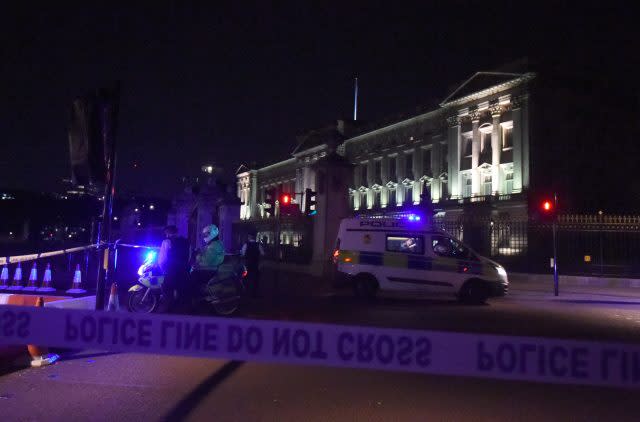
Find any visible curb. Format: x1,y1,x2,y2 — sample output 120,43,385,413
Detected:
509,272,640,289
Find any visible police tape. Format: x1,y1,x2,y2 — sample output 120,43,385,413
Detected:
0,304,639,389
0,244,99,266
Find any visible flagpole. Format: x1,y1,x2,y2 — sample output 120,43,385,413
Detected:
353,77,358,121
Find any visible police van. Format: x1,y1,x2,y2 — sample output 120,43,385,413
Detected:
332,215,508,304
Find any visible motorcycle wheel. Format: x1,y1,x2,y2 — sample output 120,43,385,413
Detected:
128,289,158,313
206,281,240,316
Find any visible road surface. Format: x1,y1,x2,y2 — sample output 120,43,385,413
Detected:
2,285,640,421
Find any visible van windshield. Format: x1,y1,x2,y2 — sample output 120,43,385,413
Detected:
431,235,475,260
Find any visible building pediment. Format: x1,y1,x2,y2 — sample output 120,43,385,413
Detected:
385,180,398,189
401,178,414,186
440,72,535,107
358,186,369,193
419,175,433,183
370,183,383,192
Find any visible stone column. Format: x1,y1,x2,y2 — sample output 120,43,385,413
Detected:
447,116,461,199
521,96,530,189
491,110,501,194
249,171,258,219
431,138,441,202
512,97,523,193
471,114,481,196
295,167,304,210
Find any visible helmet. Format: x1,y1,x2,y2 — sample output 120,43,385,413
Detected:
202,224,219,243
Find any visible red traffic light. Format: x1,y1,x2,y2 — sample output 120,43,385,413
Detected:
542,200,553,212
281,194,291,205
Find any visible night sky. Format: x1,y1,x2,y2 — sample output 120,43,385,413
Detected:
1,2,637,198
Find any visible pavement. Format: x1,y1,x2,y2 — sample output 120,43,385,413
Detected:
3,273,640,421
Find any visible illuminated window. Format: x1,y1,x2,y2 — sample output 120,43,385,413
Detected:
482,174,492,196
505,172,513,194
386,235,424,255
462,174,472,198
502,126,513,150
482,132,491,152
463,137,472,157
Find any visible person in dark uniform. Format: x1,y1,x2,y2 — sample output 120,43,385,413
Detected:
158,225,190,312
241,230,264,298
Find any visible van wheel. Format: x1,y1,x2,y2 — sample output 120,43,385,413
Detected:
353,274,378,300
459,280,489,305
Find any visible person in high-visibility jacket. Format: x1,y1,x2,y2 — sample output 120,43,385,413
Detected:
194,224,225,269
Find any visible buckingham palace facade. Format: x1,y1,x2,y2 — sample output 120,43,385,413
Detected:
236,71,537,265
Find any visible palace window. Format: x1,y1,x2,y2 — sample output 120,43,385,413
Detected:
482,174,492,196
388,188,397,207
405,152,413,178
405,185,413,204
504,172,513,194
462,174,472,198
463,136,472,157
374,160,382,183
361,163,368,186
502,125,513,150
373,190,381,208
422,148,432,176
388,156,397,181
421,182,431,203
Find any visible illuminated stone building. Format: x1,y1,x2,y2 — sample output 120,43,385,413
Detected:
236,71,538,268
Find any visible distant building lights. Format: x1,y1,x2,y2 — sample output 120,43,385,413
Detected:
134,208,139,212
149,204,155,210
113,216,119,221
9,232,13,236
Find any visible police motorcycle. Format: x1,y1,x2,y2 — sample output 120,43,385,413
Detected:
128,250,165,313
128,250,247,316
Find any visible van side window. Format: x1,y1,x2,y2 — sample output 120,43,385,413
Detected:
432,235,472,259
386,235,424,255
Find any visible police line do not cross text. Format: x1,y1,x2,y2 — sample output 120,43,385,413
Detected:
1,305,639,388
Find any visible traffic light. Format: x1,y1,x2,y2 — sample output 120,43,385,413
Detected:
264,188,276,215
305,188,317,216
279,193,298,216
539,197,557,223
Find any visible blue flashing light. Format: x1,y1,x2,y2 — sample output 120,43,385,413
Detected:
309,210,317,216
407,214,422,222
145,250,157,262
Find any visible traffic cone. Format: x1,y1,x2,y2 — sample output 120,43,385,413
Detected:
23,262,38,291
0,265,9,289
37,263,56,292
66,264,86,294
7,262,23,291
27,297,60,368
107,282,119,311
